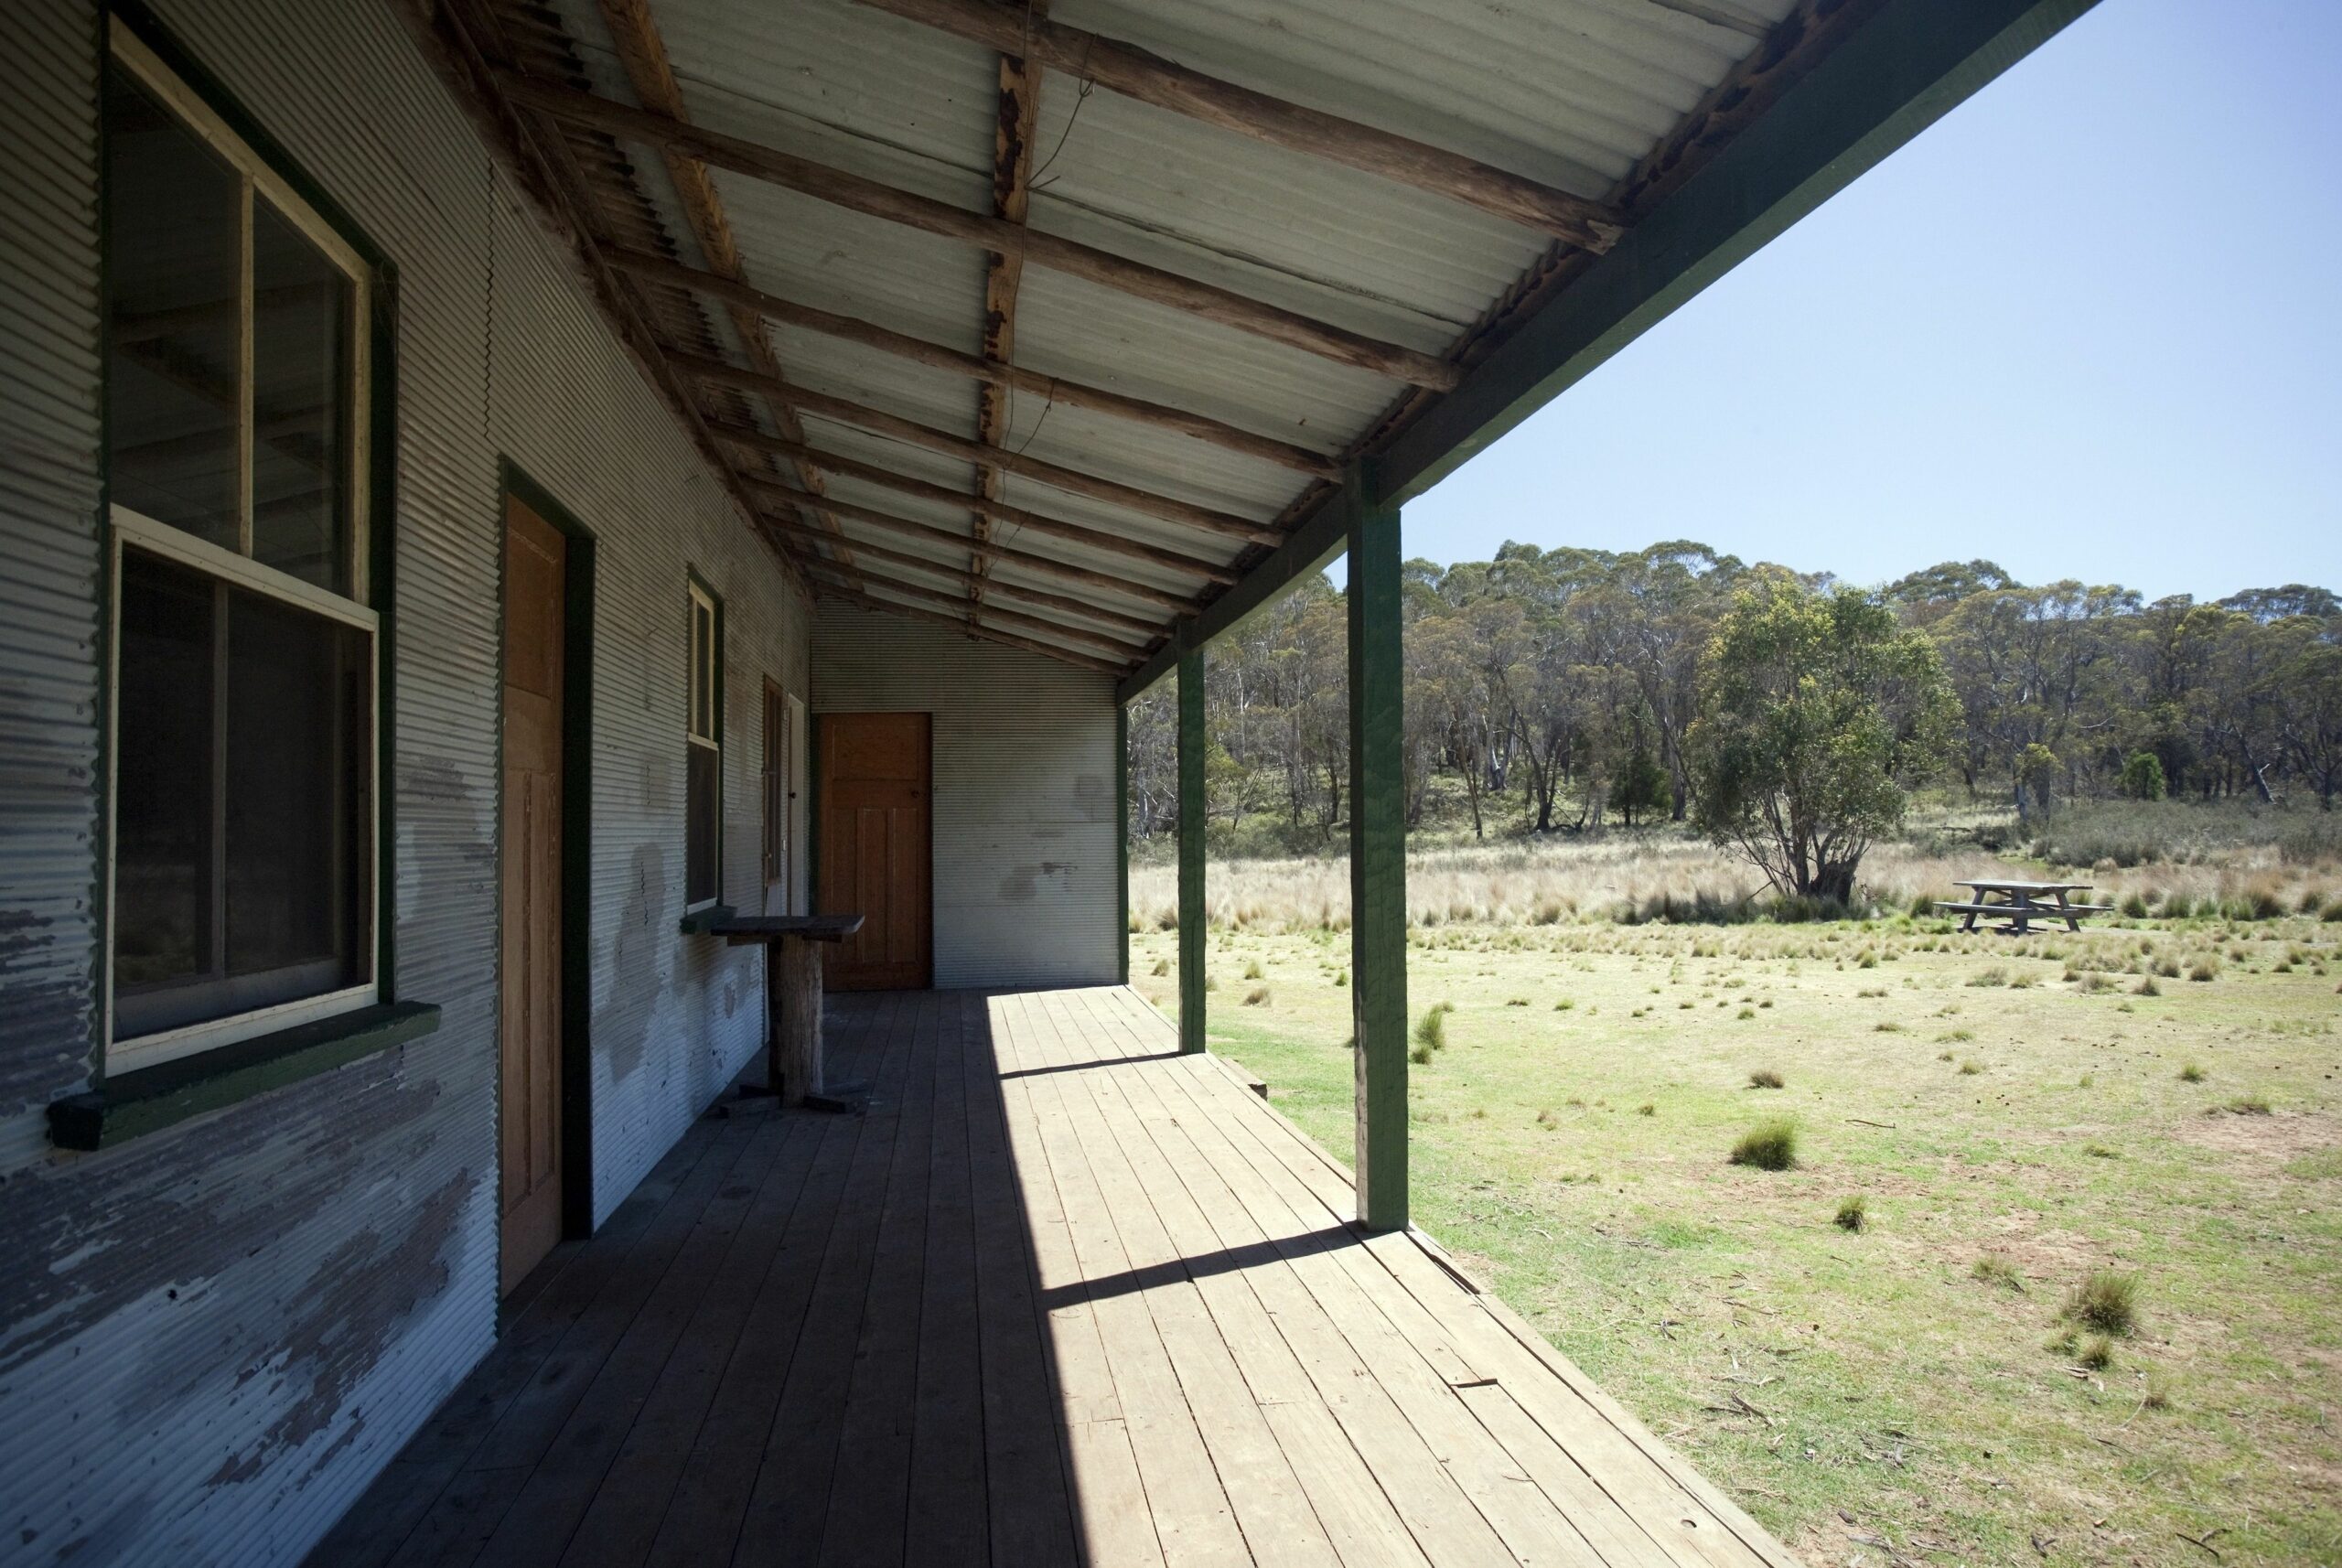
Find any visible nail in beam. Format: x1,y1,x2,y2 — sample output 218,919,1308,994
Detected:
1348,497,1408,1231
1176,648,1207,1056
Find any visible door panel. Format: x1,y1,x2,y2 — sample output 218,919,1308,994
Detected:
500,496,564,1294
817,712,930,990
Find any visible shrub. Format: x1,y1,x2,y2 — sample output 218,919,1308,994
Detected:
1968,966,2008,988
1242,959,1264,981
1150,958,1170,977
2178,1062,2204,1082
2119,890,2151,919
1335,970,1348,986
2225,1093,2272,1115
1413,1006,1448,1052
2133,975,2160,996
1874,1020,1905,1033
1834,1196,1867,1232
2119,751,2166,802
1972,1255,2024,1292
2188,960,2218,983
1553,997,1575,1011
2082,1142,2119,1159
1959,1058,1984,1076
1729,1120,1798,1170
1748,1068,1784,1090
1409,1042,1433,1066
1242,985,1270,1006
1636,1102,1656,1117
2077,1334,2115,1369
2062,1271,2139,1336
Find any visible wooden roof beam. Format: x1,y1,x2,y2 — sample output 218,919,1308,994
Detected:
595,0,859,574
492,72,1460,391
756,513,1162,637
607,250,1337,477
813,580,1129,673
797,560,1143,656
971,37,1041,621
714,426,1240,585
677,355,1279,546
856,0,1624,251
748,485,1198,614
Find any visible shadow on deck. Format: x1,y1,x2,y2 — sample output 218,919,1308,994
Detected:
310,986,1795,1567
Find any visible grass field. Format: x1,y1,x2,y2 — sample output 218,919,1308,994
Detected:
1132,908,2342,1567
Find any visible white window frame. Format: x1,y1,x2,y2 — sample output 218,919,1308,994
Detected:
685,579,722,912
103,20,379,1073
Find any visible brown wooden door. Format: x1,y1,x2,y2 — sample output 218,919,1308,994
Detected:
817,712,931,991
500,496,565,1294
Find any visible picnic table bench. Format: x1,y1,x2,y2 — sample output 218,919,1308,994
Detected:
1936,879,2113,935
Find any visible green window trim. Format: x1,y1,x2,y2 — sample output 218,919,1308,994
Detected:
49,1001,441,1150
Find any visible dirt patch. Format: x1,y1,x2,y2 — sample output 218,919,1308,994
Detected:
2174,1108,2339,1162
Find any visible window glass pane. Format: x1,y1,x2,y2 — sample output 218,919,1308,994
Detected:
251,196,351,592
104,61,242,548
691,598,714,740
114,551,216,993
687,743,720,906
226,588,369,987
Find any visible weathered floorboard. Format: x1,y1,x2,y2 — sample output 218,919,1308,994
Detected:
315,988,1795,1568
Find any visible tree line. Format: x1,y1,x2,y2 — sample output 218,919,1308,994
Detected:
1128,542,2342,854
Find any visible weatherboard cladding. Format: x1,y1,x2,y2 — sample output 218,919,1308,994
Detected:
0,1,807,1562
812,605,1119,989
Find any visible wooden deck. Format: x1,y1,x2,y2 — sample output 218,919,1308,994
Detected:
311,987,1795,1568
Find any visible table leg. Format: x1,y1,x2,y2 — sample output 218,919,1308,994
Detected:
774,935,823,1107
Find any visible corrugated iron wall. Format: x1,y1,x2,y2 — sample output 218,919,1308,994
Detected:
0,1,811,1562
811,605,1118,989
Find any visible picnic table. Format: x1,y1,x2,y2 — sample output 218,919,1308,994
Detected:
697,912,865,1105
1936,879,2113,935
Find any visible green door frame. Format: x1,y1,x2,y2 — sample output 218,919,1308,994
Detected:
1176,650,1206,1055
1348,498,1407,1230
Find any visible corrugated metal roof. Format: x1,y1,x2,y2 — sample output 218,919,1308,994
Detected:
518,0,1820,671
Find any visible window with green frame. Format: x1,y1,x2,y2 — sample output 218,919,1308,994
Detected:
102,18,380,1070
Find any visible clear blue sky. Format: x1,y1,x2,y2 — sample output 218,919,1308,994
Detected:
1402,0,2342,605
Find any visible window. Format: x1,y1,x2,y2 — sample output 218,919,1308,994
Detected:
103,20,377,1069
686,580,722,910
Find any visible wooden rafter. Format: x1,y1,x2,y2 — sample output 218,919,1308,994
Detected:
813,580,1127,673
749,491,1197,615
391,0,812,598
607,250,1337,477
756,515,1162,636
714,429,1241,585
595,0,858,575
971,26,1041,623
675,353,1277,546
797,561,1142,656
492,73,1461,391
857,0,1623,251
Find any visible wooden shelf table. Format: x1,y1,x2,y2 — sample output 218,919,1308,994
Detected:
698,913,864,1105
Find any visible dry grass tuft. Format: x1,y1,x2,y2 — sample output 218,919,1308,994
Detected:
2062,1271,2140,1336
1748,1068,1785,1090
1729,1120,1798,1170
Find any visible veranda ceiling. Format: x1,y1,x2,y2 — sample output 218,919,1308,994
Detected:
397,0,1971,677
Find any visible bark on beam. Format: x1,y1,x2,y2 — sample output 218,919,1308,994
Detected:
857,0,1624,251
676,351,1281,546
714,425,1245,585
492,72,1461,391
607,249,1339,477
972,36,1041,618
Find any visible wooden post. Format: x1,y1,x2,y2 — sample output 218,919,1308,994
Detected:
1176,648,1206,1055
1348,497,1407,1231
770,935,824,1106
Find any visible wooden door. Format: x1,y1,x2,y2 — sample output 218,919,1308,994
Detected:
500,496,565,1294
817,712,931,990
